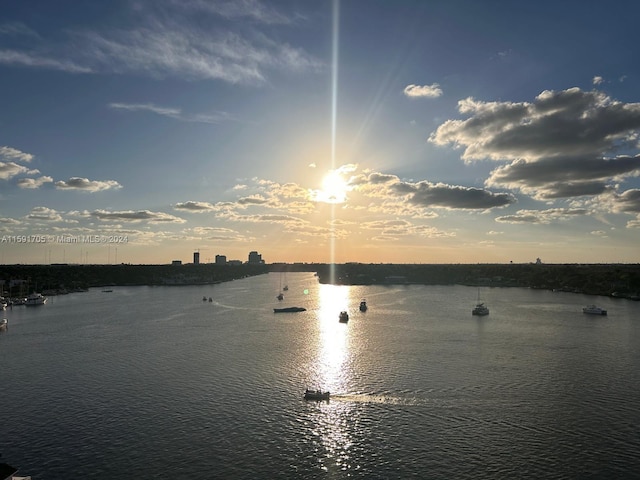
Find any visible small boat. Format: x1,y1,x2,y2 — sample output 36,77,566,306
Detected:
208,297,213,302
472,303,489,316
359,300,367,312
25,293,47,306
274,307,306,313
0,318,7,330
583,305,607,315
203,296,207,301
472,289,489,316
283,285,289,291
304,388,330,401
339,311,349,322
276,293,284,301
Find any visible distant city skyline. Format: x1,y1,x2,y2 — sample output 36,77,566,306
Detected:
1,1,640,265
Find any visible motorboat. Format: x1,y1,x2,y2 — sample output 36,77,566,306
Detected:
276,292,284,301
25,293,47,306
304,389,330,401
0,318,7,330
359,300,367,312
339,311,349,323
583,305,607,315
472,302,489,316
274,307,306,313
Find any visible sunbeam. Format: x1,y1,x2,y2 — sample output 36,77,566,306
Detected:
329,0,340,284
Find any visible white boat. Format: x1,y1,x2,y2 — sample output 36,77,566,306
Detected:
583,305,607,315
25,293,47,306
304,388,330,401
0,318,7,330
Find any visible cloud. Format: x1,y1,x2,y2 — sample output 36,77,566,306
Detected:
174,201,217,212
27,206,63,222
404,83,443,98
593,76,604,85
0,2,322,84
0,49,92,73
609,189,640,213
88,209,186,223
402,182,516,210
55,177,122,192
430,87,640,202
353,172,515,210
0,162,30,180
0,146,34,163
495,208,588,224
109,102,232,124
17,176,53,189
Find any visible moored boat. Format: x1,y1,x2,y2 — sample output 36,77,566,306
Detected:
0,318,7,330
304,388,330,401
339,311,349,322
359,300,367,312
583,304,607,315
25,293,47,306
274,307,306,313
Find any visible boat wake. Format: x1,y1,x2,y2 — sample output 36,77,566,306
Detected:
330,393,424,406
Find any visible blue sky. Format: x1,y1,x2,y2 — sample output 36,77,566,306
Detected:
1,0,640,265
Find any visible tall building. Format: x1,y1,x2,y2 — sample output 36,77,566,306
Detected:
215,255,227,265
248,251,264,264
193,251,200,265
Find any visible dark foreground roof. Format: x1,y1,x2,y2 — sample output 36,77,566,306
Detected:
0,462,18,480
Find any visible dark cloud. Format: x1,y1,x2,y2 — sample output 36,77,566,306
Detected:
400,182,516,210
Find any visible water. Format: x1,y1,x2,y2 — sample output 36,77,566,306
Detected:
1,272,640,479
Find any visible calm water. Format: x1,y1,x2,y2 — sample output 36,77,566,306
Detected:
2,272,640,479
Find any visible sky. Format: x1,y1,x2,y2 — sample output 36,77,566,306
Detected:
1,0,640,265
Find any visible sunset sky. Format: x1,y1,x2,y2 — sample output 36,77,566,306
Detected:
1,0,640,265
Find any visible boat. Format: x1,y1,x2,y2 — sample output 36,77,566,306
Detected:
304,388,330,401
25,293,47,306
203,296,207,301
359,300,367,312
276,293,284,301
0,318,7,330
583,305,607,315
472,289,489,316
339,311,349,322
0,459,30,480
274,307,306,313
208,297,213,302
472,303,489,316
283,285,289,291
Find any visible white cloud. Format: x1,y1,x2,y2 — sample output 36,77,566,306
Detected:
17,176,53,189
403,83,443,98
55,177,122,192
0,146,34,163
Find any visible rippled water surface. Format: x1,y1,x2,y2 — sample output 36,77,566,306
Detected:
2,272,640,478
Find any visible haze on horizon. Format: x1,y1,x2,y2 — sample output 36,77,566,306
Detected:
1,0,640,265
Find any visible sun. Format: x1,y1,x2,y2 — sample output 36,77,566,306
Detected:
314,170,349,204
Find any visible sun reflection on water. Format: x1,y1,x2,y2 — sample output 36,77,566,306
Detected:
309,282,364,475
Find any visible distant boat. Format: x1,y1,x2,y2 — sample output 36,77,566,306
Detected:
283,285,289,291
304,388,330,401
208,297,213,302
339,311,349,323
472,289,489,316
202,296,208,302
274,307,306,313
25,293,47,306
0,318,7,330
359,300,367,312
276,293,284,301
583,305,607,315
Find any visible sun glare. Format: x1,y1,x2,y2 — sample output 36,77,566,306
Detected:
315,170,348,204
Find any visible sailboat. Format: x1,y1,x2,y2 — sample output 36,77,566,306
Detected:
472,289,489,316
276,273,284,300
